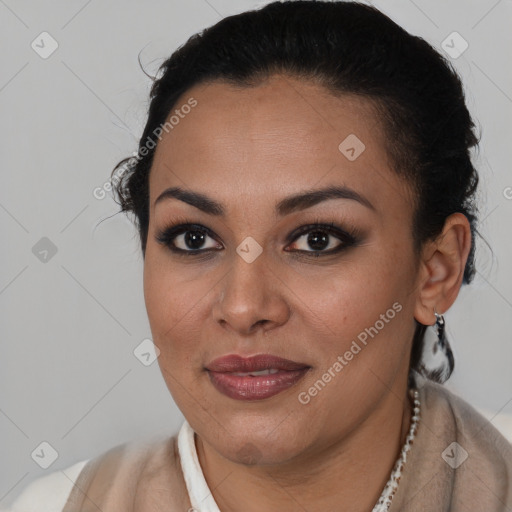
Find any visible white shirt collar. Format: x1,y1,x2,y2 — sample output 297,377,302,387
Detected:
177,420,222,512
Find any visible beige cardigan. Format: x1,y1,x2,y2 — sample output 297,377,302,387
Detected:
30,381,512,511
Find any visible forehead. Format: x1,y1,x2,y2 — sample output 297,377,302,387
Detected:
149,75,412,217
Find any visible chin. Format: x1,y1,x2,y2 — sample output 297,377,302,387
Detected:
205,420,310,467
223,440,302,467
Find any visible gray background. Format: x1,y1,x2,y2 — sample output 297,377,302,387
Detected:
1,0,511,506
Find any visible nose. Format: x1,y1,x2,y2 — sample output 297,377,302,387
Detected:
212,249,290,336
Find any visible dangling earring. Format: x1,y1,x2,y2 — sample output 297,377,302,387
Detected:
417,309,455,384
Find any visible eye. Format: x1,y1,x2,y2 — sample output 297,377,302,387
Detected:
156,220,359,258
285,222,357,256
156,223,222,254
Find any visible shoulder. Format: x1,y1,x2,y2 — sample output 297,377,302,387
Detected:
9,459,89,512
391,379,512,511
420,378,512,458
8,433,182,512
417,379,512,504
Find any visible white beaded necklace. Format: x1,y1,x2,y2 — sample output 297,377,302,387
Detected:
372,388,421,512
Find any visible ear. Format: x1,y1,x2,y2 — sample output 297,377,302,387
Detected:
414,213,472,325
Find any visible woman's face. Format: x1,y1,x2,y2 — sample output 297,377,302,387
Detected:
144,75,421,465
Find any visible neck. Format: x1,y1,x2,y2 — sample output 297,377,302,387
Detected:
196,385,413,512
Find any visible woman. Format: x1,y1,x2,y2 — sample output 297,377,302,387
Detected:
10,1,512,511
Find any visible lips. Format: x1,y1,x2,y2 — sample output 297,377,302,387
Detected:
205,354,311,400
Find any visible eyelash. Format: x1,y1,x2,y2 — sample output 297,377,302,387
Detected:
155,217,360,258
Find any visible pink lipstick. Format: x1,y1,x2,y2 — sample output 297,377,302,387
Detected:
205,354,311,400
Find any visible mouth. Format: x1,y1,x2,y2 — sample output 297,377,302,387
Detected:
205,354,311,401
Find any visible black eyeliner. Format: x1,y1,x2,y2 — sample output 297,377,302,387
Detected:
155,223,221,257
155,218,363,257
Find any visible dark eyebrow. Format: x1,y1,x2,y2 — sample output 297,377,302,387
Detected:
154,187,224,215
276,185,375,215
154,185,375,216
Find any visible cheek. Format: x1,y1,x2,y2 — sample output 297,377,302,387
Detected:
286,249,416,389
143,251,211,353
290,253,409,334
287,259,415,421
